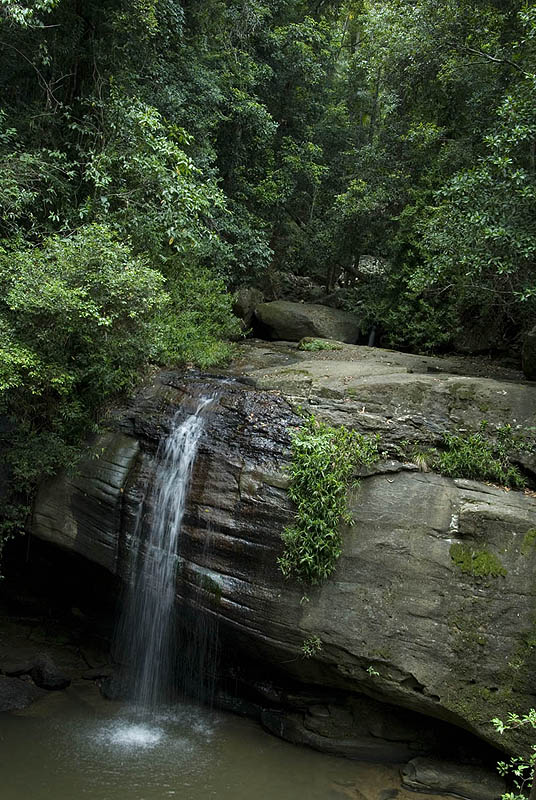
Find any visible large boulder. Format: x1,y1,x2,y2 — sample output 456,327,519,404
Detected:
254,301,360,343
32,342,536,757
522,325,536,380
232,287,264,330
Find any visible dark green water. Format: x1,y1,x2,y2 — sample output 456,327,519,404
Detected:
0,683,427,800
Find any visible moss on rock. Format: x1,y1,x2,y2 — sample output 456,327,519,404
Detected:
450,543,507,578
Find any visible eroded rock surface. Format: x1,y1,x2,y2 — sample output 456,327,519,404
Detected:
32,341,536,758
401,756,506,800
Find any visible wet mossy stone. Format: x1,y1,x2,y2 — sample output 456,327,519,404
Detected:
450,543,506,578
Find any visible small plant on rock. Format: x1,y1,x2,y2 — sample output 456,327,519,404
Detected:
298,338,343,352
301,635,323,658
438,422,526,489
493,709,536,799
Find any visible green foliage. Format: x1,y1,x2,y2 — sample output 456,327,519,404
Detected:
492,709,536,799
279,414,380,584
438,423,526,489
81,94,226,267
449,543,507,579
0,0,60,28
301,634,322,658
419,73,536,343
155,266,241,368
298,337,343,351
0,224,166,489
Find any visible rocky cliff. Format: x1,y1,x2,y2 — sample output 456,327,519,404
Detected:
32,341,536,764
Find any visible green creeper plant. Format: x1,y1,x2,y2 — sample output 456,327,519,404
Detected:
279,415,380,584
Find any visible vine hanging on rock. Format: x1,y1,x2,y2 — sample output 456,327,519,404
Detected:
279,415,380,585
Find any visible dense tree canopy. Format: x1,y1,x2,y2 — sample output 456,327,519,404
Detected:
0,0,535,542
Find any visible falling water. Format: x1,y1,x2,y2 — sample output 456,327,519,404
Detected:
116,396,213,710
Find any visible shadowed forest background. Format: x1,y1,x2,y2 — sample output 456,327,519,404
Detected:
0,0,535,544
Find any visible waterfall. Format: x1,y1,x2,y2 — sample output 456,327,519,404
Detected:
116,396,212,710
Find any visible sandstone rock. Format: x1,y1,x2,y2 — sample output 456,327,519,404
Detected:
0,675,44,712
31,343,536,757
255,301,360,343
522,325,536,380
33,432,140,571
233,287,264,330
82,666,114,681
401,757,506,800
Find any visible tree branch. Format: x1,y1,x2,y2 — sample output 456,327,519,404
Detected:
461,45,531,78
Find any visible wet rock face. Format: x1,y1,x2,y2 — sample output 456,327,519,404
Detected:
31,343,536,757
5,653,71,690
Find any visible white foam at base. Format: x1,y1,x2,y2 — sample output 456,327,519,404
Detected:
107,723,164,748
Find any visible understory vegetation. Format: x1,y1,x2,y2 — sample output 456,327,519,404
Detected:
279,415,379,584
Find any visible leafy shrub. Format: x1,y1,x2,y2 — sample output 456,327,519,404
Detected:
493,709,536,799
279,415,380,584
0,224,166,490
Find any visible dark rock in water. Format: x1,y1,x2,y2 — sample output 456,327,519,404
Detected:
401,757,506,800
522,325,536,380
0,675,45,711
6,653,70,690
99,673,125,701
30,654,71,690
233,287,264,330
255,300,360,343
